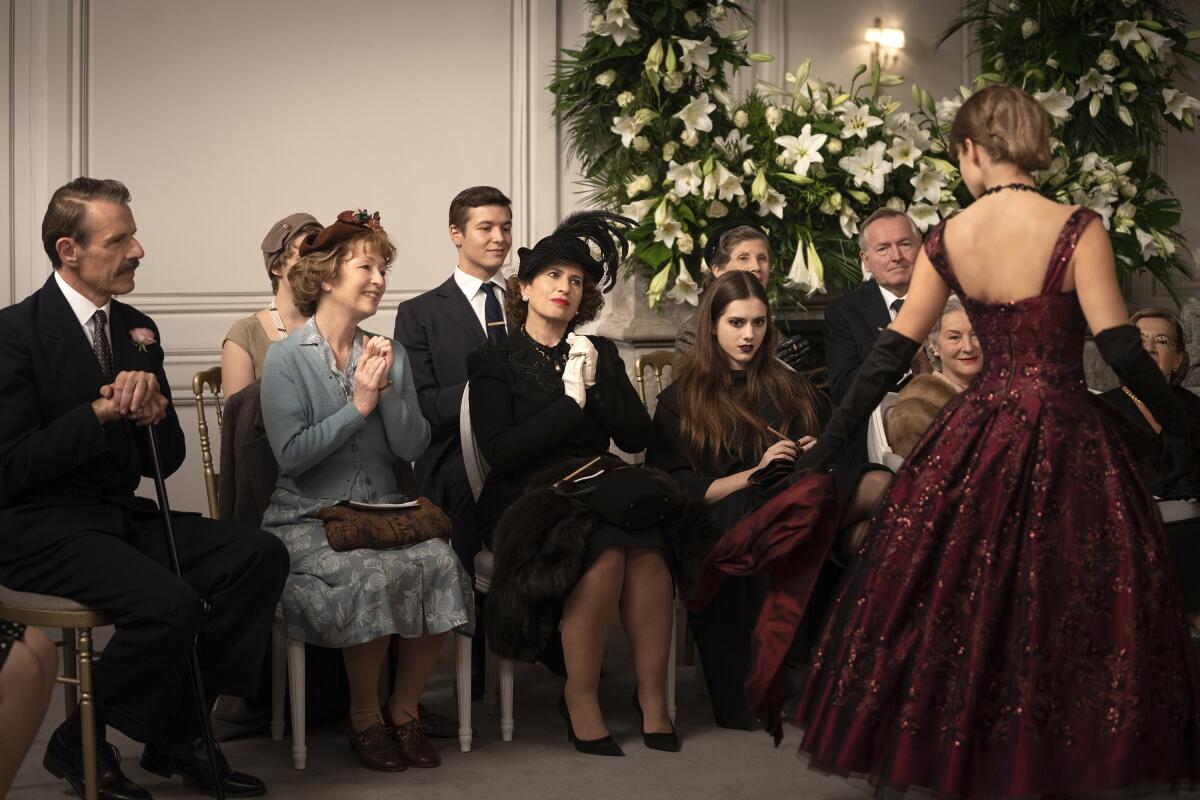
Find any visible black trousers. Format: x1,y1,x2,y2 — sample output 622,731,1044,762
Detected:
687,574,768,728
0,513,288,743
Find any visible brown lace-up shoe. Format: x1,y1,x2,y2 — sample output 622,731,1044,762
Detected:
344,717,406,772
381,706,441,768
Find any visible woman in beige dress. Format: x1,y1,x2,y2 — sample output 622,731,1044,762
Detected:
221,213,322,396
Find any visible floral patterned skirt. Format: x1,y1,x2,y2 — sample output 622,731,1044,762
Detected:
261,488,474,648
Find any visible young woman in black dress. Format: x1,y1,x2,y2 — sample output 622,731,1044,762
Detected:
648,270,890,728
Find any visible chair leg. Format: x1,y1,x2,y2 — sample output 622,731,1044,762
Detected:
286,638,306,770
668,609,677,724
455,634,473,753
62,628,79,716
499,658,514,742
270,616,285,741
77,628,98,800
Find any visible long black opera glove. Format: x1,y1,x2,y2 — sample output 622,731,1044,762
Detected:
775,334,814,371
1095,324,1193,491
796,329,920,471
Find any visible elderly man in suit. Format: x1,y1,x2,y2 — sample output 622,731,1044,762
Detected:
394,185,513,693
823,208,930,465
0,178,288,800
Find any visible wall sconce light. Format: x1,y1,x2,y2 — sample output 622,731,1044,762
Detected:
865,17,905,70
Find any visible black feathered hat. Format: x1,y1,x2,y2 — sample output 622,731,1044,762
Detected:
516,211,635,294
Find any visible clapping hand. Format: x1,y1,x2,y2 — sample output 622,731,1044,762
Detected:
352,336,392,417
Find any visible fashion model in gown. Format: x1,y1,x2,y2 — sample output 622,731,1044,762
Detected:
785,86,1200,797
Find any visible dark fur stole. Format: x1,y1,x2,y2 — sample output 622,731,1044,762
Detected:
485,454,718,663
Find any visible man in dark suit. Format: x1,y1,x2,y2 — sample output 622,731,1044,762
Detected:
823,208,930,464
395,185,513,693
395,186,512,571
0,178,288,800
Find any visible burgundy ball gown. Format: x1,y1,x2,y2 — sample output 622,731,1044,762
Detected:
794,208,1200,797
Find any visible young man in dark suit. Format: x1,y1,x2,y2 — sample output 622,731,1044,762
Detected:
823,208,930,464
0,178,288,800
394,185,513,694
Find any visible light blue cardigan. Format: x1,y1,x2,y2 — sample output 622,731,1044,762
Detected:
261,325,430,501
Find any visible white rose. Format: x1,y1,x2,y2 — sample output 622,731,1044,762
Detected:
588,13,605,33
681,129,700,147
765,106,784,130
632,135,651,152
625,175,652,198
662,141,679,161
663,71,685,93
819,191,843,214
734,110,749,128
616,91,635,108
826,138,843,155
707,200,728,218
886,196,906,211
1021,18,1039,38
595,70,617,88
709,4,727,22
1097,49,1119,71
684,10,701,27
677,232,694,254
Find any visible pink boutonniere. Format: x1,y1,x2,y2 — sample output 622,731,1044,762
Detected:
130,327,156,352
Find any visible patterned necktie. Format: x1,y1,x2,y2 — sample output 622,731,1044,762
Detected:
483,283,508,343
92,309,113,379
890,298,904,317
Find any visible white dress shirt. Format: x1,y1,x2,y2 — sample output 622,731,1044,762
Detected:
878,284,906,321
453,267,508,333
54,270,111,346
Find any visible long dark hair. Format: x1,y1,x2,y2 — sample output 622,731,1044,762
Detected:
673,271,820,469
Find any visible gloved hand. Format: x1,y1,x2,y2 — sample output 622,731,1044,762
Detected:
797,328,921,471
566,333,598,388
1096,324,1193,486
775,334,814,370
563,352,588,409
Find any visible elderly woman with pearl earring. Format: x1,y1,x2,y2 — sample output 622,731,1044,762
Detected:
885,294,982,458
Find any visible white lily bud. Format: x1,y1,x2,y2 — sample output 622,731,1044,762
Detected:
595,70,617,88
742,159,756,176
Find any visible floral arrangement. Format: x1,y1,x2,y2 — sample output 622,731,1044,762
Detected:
943,0,1200,299
554,0,1198,309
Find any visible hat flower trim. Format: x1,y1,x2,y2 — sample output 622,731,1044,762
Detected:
341,209,382,230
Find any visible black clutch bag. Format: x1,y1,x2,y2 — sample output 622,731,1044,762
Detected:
553,465,672,531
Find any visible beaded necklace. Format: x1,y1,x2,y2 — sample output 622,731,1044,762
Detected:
979,182,1040,198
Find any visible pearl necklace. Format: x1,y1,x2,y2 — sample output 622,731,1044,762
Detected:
269,301,288,339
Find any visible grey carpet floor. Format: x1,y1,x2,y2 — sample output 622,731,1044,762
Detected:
8,625,874,800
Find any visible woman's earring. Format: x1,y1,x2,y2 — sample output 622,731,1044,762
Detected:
521,295,529,302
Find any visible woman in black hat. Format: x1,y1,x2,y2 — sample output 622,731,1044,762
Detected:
469,212,695,756
221,212,322,397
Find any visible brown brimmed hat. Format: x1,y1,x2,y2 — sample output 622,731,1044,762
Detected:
261,213,321,269
299,209,383,256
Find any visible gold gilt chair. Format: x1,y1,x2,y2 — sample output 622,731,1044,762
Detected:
633,349,675,406
192,367,223,519
0,586,114,800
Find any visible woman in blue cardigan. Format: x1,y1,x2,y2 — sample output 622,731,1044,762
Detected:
260,211,473,772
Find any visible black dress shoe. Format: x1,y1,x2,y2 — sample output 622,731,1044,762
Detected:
43,725,152,800
558,695,624,757
140,737,265,797
632,689,681,752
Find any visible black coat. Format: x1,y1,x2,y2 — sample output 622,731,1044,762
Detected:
647,374,829,531
394,275,497,506
467,333,652,537
823,279,893,465
0,275,186,564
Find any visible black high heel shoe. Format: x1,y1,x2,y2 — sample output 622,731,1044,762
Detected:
558,695,624,757
632,689,681,752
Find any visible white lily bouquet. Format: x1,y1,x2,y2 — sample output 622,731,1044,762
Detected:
554,0,1198,309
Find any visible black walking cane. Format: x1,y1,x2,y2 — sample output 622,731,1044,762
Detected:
145,425,227,800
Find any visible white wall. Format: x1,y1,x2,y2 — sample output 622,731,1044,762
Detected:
5,0,1194,513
